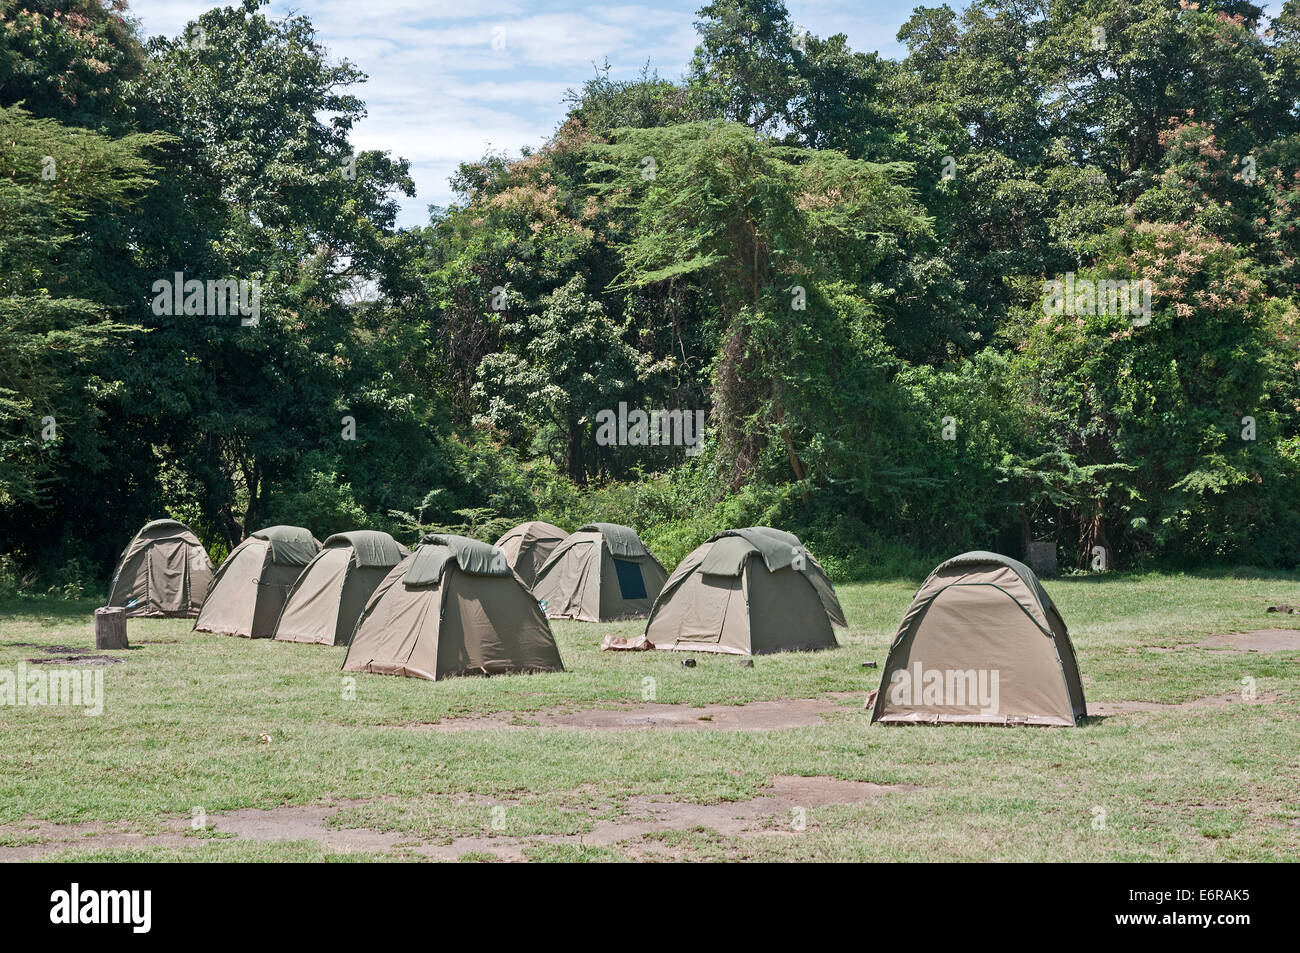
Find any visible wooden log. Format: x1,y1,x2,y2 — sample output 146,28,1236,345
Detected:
94,606,129,649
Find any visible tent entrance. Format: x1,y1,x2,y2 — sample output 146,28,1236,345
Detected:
147,540,189,615
613,558,647,599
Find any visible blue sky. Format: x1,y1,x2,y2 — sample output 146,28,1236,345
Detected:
125,1,919,227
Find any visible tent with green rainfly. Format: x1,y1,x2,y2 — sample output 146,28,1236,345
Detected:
272,531,409,645
343,534,563,680
531,523,667,621
493,521,568,588
107,519,214,618
194,525,321,638
871,551,1087,727
645,527,845,655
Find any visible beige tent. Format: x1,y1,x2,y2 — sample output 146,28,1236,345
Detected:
342,534,564,680
646,527,845,655
871,551,1086,727
272,531,409,645
494,521,568,587
531,522,667,621
194,525,321,638
107,519,214,617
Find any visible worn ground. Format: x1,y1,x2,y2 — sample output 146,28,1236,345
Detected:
1,569,1298,862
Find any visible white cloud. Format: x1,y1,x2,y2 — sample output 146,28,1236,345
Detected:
126,0,212,40
124,1,917,225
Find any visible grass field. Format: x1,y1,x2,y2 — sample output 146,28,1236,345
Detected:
2,569,1298,862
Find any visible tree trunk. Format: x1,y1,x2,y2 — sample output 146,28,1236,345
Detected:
241,460,261,536
772,403,809,499
1082,500,1113,571
566,419,585,484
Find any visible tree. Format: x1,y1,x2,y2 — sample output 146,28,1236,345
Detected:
473,276,662,482
0,0,144,131
128,0,417,545
687,0,804,137
1008,221,1284,564
0,104,162,508
588,120,935,487
417,121,607,420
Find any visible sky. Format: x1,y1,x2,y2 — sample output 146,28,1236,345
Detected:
124,1,919,228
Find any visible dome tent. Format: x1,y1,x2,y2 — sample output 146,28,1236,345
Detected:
272,531,409,646
107,519,214,618
493,521,569,588
871,551,1086,727
531,522,667,622
194,525,321,638
645,527,845,655
342,534,563,681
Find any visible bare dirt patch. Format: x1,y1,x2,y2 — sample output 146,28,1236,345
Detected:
1147,629,1300,654
207,805,408,852
7,643,135,662
1195,629,1300,653
414,697,860,732
0,819,192,861
0,803,412,862
417,775,916,860
590,775,910,839
1,774,914,862
1088,692,1280,716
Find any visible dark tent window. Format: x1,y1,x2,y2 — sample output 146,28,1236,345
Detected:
613,558,647,599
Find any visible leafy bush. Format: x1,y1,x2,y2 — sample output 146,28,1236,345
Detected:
0,554,20,599
262,454,382,540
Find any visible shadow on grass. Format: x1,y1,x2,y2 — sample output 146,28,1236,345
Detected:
0,596,101,621
1024,565,1300,587
0,643,144,655
828,558,1299,588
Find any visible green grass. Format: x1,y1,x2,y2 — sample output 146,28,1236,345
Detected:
1,568,1297,862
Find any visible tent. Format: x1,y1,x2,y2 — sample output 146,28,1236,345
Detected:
272,531,410,645
531,522,667,621
493,521,569,587
106,519,214,617
342,534,564,680
871,551,1086,726
194,525,321,638
645,526,846,655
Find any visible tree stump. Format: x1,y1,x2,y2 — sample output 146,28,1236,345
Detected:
94,606,129,649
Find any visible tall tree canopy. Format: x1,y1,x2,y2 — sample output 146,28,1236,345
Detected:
0,0,1296,584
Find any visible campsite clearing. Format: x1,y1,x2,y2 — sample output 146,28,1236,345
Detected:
1,570,1297,862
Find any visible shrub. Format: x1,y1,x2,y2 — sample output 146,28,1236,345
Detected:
0,554,20,599
262,453,381,540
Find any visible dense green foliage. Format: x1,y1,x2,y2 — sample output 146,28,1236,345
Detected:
1,0,1296,590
